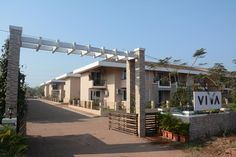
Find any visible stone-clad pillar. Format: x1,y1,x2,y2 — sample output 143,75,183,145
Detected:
134,48,146,137
5,26,22,118
126,59,135,113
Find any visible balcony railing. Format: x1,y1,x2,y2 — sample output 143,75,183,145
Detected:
93,79,106,87
159,80,171,86
223,85,232,90
51,90,60,96
153,77,172,88
157,80,171,88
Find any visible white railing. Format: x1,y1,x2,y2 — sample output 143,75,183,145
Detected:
157,81,171,88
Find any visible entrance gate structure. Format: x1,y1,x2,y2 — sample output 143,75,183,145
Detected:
3,25,146,137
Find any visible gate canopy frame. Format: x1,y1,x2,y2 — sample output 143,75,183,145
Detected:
3,25,146,137
21,36,136,61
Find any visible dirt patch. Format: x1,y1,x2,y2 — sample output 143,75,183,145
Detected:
181,135,236,157
146,134,236,157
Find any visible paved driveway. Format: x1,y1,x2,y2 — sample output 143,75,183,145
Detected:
27,99,186,157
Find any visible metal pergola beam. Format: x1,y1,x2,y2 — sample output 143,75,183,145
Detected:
21,36,135,60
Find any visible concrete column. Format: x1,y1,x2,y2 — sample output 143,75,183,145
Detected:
4,26,22,118
151,101,155,109
90,101,93,109
43,85,48,97
126,59,135,113
44,85,49,97
114,102,118,111
99,102,103,116
134,48,146,137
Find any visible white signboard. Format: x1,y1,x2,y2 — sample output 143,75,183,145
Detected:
193,91,222,111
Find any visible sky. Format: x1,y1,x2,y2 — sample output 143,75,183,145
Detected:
0,0,236,87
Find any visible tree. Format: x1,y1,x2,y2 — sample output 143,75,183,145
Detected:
175,48,207,107
0,40,9,119
187,48,207,86
192,48,207,67
208,63,230,90
233,59,236,65
26,86,44,97
170,88,193,108
148,56,183,84
231,59,236,103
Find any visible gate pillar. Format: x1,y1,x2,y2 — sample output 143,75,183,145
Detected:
134,48,146,137
2,26,22,126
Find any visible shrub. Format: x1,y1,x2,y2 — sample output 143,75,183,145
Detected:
232,88,236,104
0,126,28,157
229,103,236,112
158,113,189,136
72,98,78,105
159,113,172,131
178,122,190,136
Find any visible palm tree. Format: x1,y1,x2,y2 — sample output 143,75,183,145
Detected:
192,48,207,67
233,59,236,65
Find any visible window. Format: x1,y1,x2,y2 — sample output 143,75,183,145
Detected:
96,91,100,97
121,69,126,80
90,71,101,81
121,88,127,101
52,83,58,90
90,90,101,100
153,72,159,83
171,76,178,83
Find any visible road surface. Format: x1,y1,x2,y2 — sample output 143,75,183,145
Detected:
26,99,186,157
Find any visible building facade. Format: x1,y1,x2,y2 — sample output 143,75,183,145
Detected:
41,80,65,102
56,73,81,103
41,60,210,110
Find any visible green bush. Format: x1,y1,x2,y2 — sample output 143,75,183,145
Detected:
159,113,176,131
159,113,170,131
178,122,190,136
158,113,189,136
232,88,236,104
229,103,236,112
0,126,28,157
172,120,181,134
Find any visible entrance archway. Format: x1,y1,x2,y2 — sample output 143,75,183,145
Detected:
3,25,146,137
